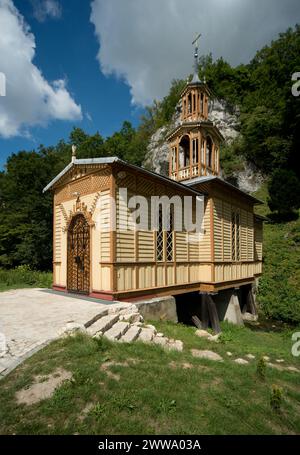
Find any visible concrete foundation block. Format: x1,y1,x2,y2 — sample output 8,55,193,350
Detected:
224,292,244,326
135,296,178,323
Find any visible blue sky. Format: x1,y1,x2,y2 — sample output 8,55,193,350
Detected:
0,0,299,170
0,0,144,169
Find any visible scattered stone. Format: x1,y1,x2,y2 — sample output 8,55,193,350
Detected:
15,368,72,405
208,334,220,343
167,340,184,352
191,349,223,362
234,358,249,365
156,333,164,337
267,362,284,371
195,329,211,338
58,322,86,337
103,322,130,341
138,328,155,343
276,359,285,363
87,314,119,337
246,354,256,360
287,366,300,373
242,312,258,322
226,352,233,357
153,336,168,346
262,356,270,362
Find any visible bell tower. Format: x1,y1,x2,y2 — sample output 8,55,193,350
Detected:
167,35,223,182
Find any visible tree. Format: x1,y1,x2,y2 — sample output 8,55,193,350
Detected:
268,169,300,219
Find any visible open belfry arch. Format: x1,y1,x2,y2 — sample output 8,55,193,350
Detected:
44,37,264,330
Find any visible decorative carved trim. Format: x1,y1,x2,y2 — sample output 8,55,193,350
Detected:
64,196,95,232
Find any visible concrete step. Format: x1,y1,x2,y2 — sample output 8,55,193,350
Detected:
120,325,141,343
87,314,119,337
103,322,130,341
84,308,109,328
137,327,155,343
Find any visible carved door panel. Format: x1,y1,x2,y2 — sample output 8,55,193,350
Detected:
67,214,90,294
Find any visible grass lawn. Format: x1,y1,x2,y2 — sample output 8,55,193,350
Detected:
0,266,52,292
0,321,300,435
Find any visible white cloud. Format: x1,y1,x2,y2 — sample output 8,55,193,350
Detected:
90,0,300,106
31,0,62,23
0,0,81,138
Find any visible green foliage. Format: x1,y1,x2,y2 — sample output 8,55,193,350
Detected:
257,358,266,380
270,385,283,413
257,216,300,324
0,123,147,271
268,169,300,219
1,325,300,435
0,265,52,291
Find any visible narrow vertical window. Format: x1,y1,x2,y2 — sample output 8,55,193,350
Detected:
231,210,240,261
156,205,164,261
166,207,174,262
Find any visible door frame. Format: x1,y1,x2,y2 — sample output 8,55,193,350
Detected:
66,212,92,295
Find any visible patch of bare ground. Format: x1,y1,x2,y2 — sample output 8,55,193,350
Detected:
100,359,138,381
168,360,211,371
15,368,72,405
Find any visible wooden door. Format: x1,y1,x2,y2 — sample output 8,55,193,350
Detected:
67,214,90,294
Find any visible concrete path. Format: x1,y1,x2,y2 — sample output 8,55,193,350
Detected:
0,288,125,378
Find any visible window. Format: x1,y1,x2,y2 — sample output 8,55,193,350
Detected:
166,207,174,262
179,135,190,168
231,210,240,261
200,93,204,114
156,205,174,262
214,147,219,172
171,147,177,171
188,93,192,114
206,136,213,168
192,138,199,164
156,205,164,261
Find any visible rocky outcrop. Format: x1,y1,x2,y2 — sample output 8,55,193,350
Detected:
143,99,240,177
143,98,265,192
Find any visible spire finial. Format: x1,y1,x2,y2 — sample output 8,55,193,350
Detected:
71,145,77,163
192,33,201,77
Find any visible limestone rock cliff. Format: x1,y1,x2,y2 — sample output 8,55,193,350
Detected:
143,99,264,193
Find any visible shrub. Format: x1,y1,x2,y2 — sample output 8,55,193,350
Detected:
270,385,283,413
256,358,266,380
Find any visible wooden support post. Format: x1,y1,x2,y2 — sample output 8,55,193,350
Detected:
246,285,257,315
200,293,209,330
206,294,221,334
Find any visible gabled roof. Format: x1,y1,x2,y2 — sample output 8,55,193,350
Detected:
166,120,224,142
183,175,263,205
43,157,204,197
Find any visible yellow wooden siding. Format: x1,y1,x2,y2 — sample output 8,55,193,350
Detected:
176,232,188,261
223,202,232,261
247,212,254,261
54,205,62,262
138,231,155,261
240,209,248,261
213,198,223,261
99,189,111,262
213,197,255,264
254,222,263,261
199,199,211,261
